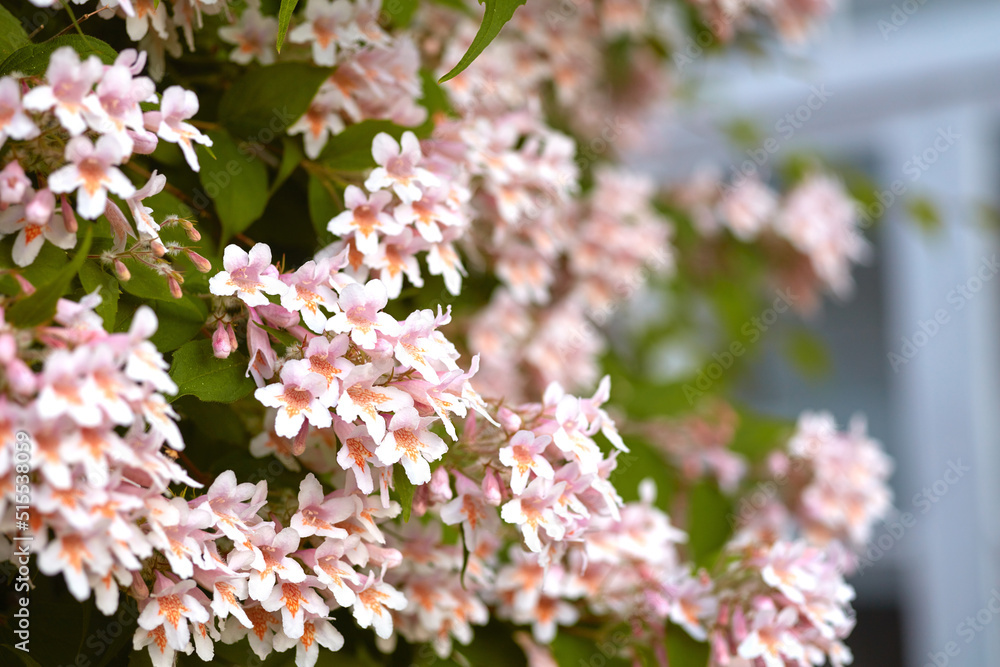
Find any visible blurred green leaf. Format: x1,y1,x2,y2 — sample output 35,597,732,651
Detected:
78,260,120,330
906,195,942,234
784,329,831,380
0,7,30,62
198,129,270,243
218,63,330,138
0,35,116,77
7,226,92,328
169,339,255,403
276,0,300,52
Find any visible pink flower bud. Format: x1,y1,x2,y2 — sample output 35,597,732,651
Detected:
0,334,14,363
213,321,233,359
59,194,78,233
25,188,54,224
113,259,131,281
151,239,167,257
482,468,502,506
731,606,747,642
128,128,159,154
497,407,522,433
226,323,237,350
7,359,36,395
181,219,201,242
104,201,133,250
411,485,429,517
186,250,212,273
168,277,182,299
0,160,29,204
130,571,149,600
429,466,453,503
711,630,731,666
13,275,34,296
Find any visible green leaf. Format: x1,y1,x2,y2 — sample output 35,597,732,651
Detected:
78,260,120,330
381,0,419,27
0,7,30,63
7,226,92,328
218,63,330,139
198,129,270,243
906,194,942,234
148,295,209,352
271,137,305,196
438,0,526,83
276,0,301,52
169,339,255,403
318,119,409,169
258,321,299,347
119,258,175,301
307,174,339,242
0,35,117,77
686,480,733,567
393,464,416,522
784,329,831,380
666,623,711,665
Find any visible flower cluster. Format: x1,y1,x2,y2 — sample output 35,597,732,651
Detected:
133,471,406,667
210,242,488,489
733,411,894,574
0,46,210,296
708,540,856,667
0,295,194,607
678,172,869,308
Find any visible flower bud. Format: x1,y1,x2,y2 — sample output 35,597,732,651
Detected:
226,323,238,350
429,466,453,503
130,571,149,600
59,194,78,233
168,277,182,299
497,406,522,433
482,468,502,506
13,275,34,296
212,321,233,359
7,359,36,395
113,259,131,281
151,239,167,257
181,219,201,242
186,250,212,273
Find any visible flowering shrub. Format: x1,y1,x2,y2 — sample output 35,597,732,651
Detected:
0,0,894,665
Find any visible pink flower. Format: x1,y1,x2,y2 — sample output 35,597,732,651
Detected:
500,478,566,552
737,601,806,667
426,241,466,296
125,170,166,240
326,279,399,349
327,185,401,256
136,573,211,666
274,616,345,667
0,160,30,204
48,135,136,220
83,64,156,152
499,430,554,495
37,531,111,601
22,46,103,136
288,88,347,158
333,417,379,493
284,334,354,407
288,0,356,66
350,572,407,638
255,363,334,439
145,86,212,172
301,536,361,606
364,131,441,204
393,188,463,243
218,7,278,66
0,76,39,147
0,188,76,266
375,406,448,485
247,525,306,601
290,473,354,539
440,473,497,549
279,259,339,333
260,576,330,639
209,243,287,307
